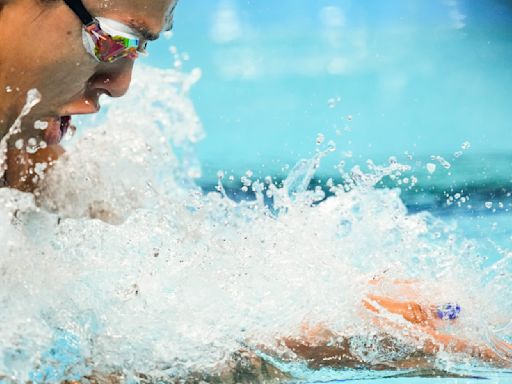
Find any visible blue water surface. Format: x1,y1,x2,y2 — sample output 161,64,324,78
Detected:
145,0,512,178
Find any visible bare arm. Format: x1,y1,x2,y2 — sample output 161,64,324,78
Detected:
363,294,512,365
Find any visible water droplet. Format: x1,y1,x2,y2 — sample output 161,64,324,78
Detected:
34,120,49,130
14,139,24,150
245,170,253,178
461,141,471,150
430,155,451,169
316,133,325,145
5,86,12,93
485,202,493,209
27,138,37,147
26,137,38,154
187,168,201,179
241,176,252,187
217,170,225,179
426,163,436,174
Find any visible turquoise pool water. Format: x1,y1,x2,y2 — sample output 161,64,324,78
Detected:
151,0,512,177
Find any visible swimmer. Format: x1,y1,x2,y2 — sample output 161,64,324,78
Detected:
278,278,512,372
0,0,178,191
64,280,512,383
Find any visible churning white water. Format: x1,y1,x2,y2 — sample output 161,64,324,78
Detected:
0,63,510,382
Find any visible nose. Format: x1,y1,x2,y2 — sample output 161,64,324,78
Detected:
87,60,135,98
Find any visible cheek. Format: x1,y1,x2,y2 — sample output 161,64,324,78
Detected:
34,50,98,107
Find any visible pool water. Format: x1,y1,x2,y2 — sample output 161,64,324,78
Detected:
0,64,511,382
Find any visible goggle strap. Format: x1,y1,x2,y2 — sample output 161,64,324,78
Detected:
63,0,94,26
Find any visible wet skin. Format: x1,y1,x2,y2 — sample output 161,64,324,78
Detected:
0,0,177,190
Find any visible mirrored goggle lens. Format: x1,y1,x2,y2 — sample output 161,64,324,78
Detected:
85,22,141,63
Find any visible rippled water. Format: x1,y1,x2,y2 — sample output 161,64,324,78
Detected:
0,64,511,383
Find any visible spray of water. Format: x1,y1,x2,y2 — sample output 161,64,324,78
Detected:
0,63,510,382
0,89,42,180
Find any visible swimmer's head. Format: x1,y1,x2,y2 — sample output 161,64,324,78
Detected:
0,0,177,145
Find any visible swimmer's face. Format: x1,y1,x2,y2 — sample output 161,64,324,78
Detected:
0,0,176,145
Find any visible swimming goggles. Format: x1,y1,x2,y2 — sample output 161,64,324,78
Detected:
63,0,147,63
436,303,461,320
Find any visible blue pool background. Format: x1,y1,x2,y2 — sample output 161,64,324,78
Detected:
142,0,512,246
144,0,512,179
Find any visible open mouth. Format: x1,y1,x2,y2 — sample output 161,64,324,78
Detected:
43,115,74,145
60,116,72,138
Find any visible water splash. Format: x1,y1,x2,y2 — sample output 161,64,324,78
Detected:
0,89,42,180
0,63,510,383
